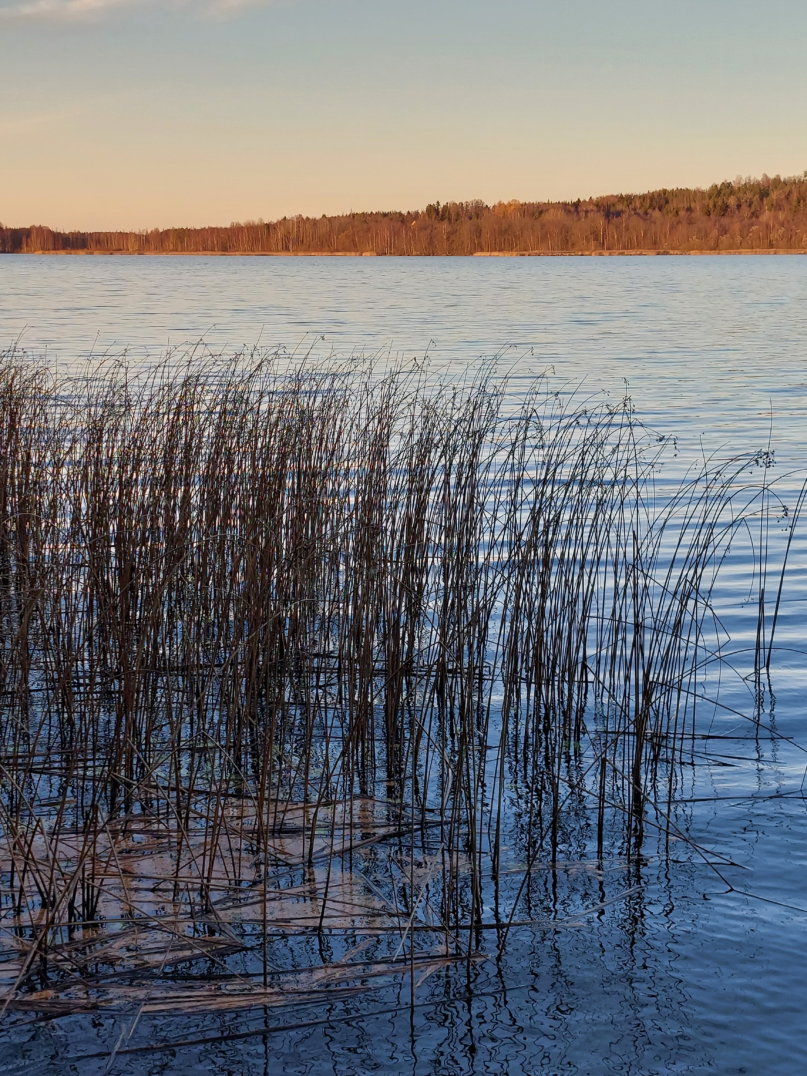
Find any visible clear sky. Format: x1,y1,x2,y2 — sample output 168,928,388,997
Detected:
1,0,806,230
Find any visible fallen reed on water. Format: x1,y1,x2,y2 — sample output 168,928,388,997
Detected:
0,348,793,1026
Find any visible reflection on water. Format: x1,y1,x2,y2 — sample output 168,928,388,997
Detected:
3,253,807,452
1,255,807,1075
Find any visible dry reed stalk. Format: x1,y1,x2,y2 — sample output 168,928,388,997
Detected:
0,347,795,1024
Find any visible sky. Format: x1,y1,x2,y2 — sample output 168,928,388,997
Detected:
1,0,806,230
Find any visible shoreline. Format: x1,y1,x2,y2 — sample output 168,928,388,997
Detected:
4,248,807,257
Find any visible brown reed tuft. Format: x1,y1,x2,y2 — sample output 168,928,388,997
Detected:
0,347,790,1028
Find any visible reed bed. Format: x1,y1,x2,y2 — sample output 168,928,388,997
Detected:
0,348,793,1031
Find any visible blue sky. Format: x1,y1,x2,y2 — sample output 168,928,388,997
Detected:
1,0,806,228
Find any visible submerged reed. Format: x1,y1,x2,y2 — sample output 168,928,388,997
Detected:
0,348,792,1028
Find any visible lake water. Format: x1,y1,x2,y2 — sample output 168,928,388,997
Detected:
4,254,807,454
1,254,807,1075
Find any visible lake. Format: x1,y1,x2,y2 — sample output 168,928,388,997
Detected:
1,254,806,1075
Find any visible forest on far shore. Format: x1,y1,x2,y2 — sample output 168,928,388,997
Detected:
3,173,807,256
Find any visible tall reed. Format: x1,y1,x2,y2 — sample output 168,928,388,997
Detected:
0,348,790,1021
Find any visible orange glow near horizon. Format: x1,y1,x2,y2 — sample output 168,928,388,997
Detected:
1,0,806,231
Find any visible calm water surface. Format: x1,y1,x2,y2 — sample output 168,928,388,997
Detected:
1,255,806,1075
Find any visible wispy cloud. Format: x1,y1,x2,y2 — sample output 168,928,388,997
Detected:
0,0,278,22
0,110,65,132
0,0,146,22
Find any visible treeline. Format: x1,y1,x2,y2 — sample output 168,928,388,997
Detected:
3,173,807,255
